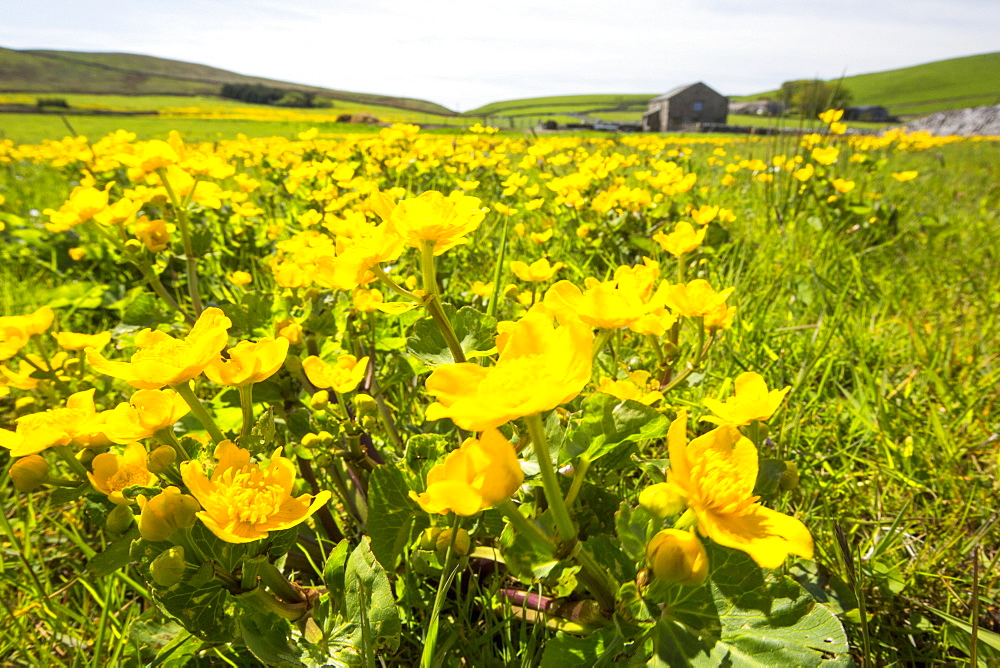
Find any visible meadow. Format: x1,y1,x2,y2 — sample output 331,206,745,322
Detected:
0,117,998,666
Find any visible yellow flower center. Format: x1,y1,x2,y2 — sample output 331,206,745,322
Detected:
690,447,758,515
107,465,150,492
217,466,285,525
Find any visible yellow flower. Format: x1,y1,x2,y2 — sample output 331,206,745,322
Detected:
69,247,87,261
891,171,918,182
352,288,419,314
132,216,170,252
43,182,115,232
180,440,331,543
829,121,847,135
811,146,839,166
302,354,369,393
511,258,564,282
137,486,200,542
663,279,734,318
470,281,494,298
0,388,110,457
653,222,706,257
702,372,790,426
230,271,253,286
545,274,666,330
86,307,232,389
655,412,814,568
818,109,844,124
104,389,191,444
275,318,303,345
388,190,486,255
424,306,592,431
53,330,112,352
529,229,553,243
204,338,289,387
690,205,720,226
792,164,814,182
1,306,55,361
832,178,855,194
646,529,709,586
597,371,664,405
88,442,158,505
409,429,524,516
115,139,180,177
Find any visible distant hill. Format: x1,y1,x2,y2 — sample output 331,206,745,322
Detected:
740,52,1000,117
0,47,456,116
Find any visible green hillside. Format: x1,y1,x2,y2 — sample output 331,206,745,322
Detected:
740,52,1000,116
0,47,456,116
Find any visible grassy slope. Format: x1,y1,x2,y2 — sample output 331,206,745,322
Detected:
0,47,456,116
738,52,1000,115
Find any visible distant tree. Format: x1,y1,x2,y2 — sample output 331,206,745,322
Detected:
779,80,853,117
36,97,69,109
274,91,315,108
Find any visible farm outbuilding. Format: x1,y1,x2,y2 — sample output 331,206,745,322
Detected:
642,82,729,132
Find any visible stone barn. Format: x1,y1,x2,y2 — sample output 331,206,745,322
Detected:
642,82,729,132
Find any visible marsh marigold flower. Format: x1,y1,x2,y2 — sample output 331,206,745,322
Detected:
424,306,592,431
388,190,487,255
104,388,190,444
87,307,231,389
643,412,813,569
204,338,289,387
0,388,110,457
891,171,918,182
89,442,158,505
511,258,564,282
180,440,331,543
653,222,706,257
302,354,369,394
410,429,523,516
703,372,790,426
54,330,112,352
664,279,734,319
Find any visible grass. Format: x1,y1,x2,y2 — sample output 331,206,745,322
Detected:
0,127,997,664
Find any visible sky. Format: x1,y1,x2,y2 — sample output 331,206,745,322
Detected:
2,0,998,112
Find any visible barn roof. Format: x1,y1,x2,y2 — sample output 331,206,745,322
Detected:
650,82,723,102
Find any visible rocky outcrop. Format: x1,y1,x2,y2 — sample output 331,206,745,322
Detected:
899,104,1000,137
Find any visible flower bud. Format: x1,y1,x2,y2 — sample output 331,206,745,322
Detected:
778,461,800,492
77,448,97,467
353,393,378,417
146,445,177,474
137,487,199,542
309,390,330,410
124,239,144,255
150,545,187,587
645,529,708,586
638,482,686,519
418,527,472,557
301,433,322,448
106,504,135,534
10,455,49,492
361,416,378,432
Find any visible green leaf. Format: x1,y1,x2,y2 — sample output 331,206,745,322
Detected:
927,604,1000,665
222,291,272,337
121,291,167,327
406,304,497,366
367,463,427,570
345,537,402,657
323,539,351,613
563,394,670,465
236,608,301,666
754,459,788,498
87,527,139,576
540,626,621,667
45,282,109,309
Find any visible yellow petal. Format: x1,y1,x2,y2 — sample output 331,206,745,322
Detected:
697,504,814,569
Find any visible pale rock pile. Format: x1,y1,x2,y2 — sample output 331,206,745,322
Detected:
899,104,1000,137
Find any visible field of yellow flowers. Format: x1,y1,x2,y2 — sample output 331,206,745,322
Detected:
0,117,998,666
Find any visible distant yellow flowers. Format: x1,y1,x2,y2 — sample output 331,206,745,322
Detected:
703,372,790,426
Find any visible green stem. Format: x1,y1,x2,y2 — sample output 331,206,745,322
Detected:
135,260,195,325
419,241,439,297
237,383,255,444
592,328,615,362
496,499,557,556
245,585,309,621
421,514,463,668
572,543,619,613
53,445,91,481
157,167,204,315
524,412,576,544
172,382,226,444
370,264,419,301
423,294,467,364
259,561,305,603
564,457,590,510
